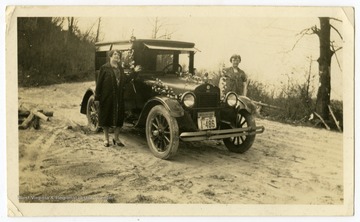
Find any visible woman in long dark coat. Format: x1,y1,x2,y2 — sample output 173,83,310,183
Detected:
94,50,141,147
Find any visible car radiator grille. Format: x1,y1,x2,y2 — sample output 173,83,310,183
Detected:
196,92,219,108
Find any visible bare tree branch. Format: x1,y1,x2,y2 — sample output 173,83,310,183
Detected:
330,42,343,72
330,24,343,40
329,17,343,22
148,17,175,39
334,46,343,53
95,17,101,42
52,17,65,27
305,56,313,100
310,25,320,35
284,27,315,53
157,30,176,39
67,17,77,36
82,20,97,40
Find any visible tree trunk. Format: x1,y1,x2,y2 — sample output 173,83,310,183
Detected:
315,17,332,121
68,17,74,36
152,17,160,39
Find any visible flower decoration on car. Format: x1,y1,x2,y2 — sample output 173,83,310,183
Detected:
120,36,136,71
151,78,177,99
218,66,228,99
180,73,203,85
128,36,136,69
219,76,228,100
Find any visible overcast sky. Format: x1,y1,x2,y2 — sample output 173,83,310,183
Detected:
74,7,345,100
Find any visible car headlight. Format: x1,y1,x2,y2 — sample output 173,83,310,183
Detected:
181,92,195,108
225,92,238,107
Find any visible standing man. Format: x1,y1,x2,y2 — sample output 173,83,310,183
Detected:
219,54,248,97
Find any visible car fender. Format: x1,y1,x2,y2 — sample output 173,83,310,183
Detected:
135,96,184,127
80,88,95,114
237,96,257,114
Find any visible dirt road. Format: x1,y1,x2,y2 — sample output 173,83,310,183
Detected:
18,82,343,204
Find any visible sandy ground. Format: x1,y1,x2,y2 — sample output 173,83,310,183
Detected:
17,82,343,204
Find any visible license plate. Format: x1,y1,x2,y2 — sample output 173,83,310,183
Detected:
197,111,217,130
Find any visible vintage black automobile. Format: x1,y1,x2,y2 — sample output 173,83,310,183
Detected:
80,38,264,159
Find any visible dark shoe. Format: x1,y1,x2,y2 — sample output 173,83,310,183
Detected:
103,140,110,147
113,139,124,147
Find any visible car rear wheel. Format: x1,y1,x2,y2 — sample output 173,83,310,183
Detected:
223,110,256,153
86,95,100,132
146,105,179,159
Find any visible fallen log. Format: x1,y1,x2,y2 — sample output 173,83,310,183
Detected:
18,110,30,117
18,108,53,130
32,109,50,121
252,101,282,110
18,116,26,124
19,112,35,130
32,116,40,129
18,109,53,118
328,105,342,132
42,111,54,117
313,112,331,130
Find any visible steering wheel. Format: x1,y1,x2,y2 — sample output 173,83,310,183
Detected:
162,63,183,74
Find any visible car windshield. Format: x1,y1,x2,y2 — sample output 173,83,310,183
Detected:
140,50,191,74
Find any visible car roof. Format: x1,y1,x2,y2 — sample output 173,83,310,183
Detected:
95,39,197,52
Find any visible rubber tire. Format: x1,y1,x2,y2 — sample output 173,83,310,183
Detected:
223,110,256,153
86,95,101,132
146,105,179,159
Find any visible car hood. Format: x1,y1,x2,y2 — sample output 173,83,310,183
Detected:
141,75,203,94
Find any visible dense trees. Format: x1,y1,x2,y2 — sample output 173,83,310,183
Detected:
18,17,96,86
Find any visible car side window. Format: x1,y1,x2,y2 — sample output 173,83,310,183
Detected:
156,53,173,71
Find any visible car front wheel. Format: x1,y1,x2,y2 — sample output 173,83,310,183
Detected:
223,110,256,153
146,105,179,159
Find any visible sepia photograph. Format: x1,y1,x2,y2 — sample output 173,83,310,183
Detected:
4,3,356,218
